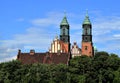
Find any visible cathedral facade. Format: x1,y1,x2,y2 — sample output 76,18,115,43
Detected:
17,12,94,64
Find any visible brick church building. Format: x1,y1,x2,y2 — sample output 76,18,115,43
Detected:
17,12,94,64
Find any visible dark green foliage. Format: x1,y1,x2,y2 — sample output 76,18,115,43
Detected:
113,68,120,83
0,51,120,83
0,61,69,83
69,52,120,83
95,51,109,57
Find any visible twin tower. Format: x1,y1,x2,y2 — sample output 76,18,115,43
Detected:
58,12,94,57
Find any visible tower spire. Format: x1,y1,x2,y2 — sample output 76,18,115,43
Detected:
64,10,66,17
60,12,69,26
83,10,91,25
86,9,89,17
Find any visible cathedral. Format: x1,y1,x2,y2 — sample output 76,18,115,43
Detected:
17,12,94,64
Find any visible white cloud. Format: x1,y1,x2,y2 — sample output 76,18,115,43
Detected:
113,34,120,37
31,18,58,27
0,27,56,62
31,12,64,27
91,16,120,55
0,55,17,63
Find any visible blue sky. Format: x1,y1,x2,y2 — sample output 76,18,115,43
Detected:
0,0,120,62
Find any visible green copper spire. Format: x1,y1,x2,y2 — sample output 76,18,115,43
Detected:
60,13,69,26
83,10,91,25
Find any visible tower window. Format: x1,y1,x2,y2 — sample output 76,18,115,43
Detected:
85,46,87,50
85,37,87,40
63,28,65,35
63,38,65,42
85,28,87,34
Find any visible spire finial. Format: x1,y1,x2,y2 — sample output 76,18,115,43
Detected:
60,10,69,26
64,10,66,17
86,9,89,17
82,9,91,25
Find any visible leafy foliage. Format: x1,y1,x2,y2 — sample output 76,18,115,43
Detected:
0,51,120,83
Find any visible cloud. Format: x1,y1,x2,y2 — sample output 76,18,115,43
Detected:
31,12,64,27
113,34,120,38
0,55,17,63
31,18,58,27
91,16,120,55
0,27,56,62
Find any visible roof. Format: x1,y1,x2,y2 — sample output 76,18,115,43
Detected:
60,15,69,26
83,11,91,25
17,53,46,64
17,52,70,65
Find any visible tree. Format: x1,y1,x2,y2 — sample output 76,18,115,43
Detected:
113,68,120,83
69,56,93,83
49,64,69,83
0,60,21,83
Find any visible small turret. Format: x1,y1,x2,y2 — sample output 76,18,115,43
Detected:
17,49,21,59
18,49,21,55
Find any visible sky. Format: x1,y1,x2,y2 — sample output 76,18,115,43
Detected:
0,0,120,62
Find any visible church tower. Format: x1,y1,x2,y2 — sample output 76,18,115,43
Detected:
81,11,94,56
60,14,70,52
60,15,70,43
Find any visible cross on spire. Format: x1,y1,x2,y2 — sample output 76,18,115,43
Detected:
83,10,91,25
64,10,66,17
86,9,89,17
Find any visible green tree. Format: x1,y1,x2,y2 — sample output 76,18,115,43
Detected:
69,56,93,83
113,68,120,83
49,64,69,83
0,60,21,83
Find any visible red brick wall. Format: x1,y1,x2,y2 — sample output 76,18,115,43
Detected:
81,42,94,56
61,43,69,53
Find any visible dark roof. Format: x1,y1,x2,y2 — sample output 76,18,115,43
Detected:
50,53,69,64
17,52,70,65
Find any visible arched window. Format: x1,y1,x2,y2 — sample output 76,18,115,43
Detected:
85,46,87,50
85,28,87,34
